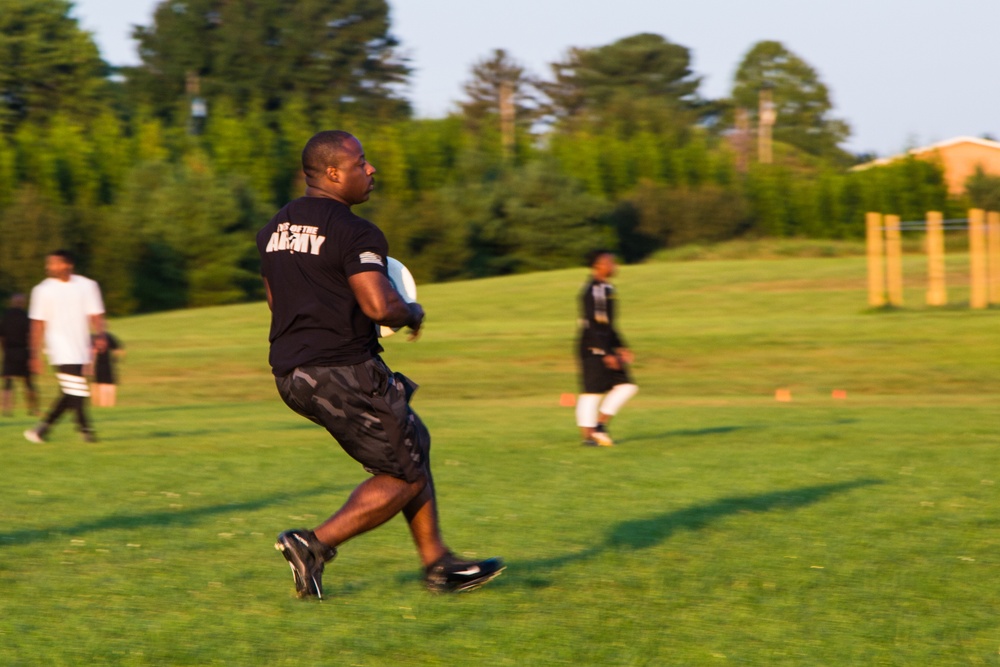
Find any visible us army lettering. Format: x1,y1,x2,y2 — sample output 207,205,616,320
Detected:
264,222,327,255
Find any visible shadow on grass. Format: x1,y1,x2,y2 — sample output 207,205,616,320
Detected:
504,477,883,588
0,484,348,546
623,420,859,445
621,424,758,443
142,420,316,438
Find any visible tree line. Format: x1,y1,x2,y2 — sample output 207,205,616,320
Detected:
0,0,964,314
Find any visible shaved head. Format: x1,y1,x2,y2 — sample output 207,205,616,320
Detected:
302,130,357,179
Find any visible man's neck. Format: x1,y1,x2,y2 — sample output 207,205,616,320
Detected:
303,186,350,207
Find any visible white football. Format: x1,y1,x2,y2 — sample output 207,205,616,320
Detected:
379,257,418,337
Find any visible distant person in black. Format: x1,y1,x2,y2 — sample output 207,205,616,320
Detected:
258,130,503,599
1,293,38,417
576,250,638,447
91,332,124,407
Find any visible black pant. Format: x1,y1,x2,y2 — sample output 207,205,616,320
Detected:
41,364,91,434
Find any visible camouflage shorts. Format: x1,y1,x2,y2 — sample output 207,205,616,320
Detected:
275,356,430,483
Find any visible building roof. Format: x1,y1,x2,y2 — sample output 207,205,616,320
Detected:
851,136,1000,194
853,136,1000,170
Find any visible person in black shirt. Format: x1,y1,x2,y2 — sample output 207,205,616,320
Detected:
91,332,123,407
576,250,639,446
258,130,503,598
1,293,38,417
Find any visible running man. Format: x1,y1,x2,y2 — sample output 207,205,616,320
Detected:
257,130,503,599
576,249,639,447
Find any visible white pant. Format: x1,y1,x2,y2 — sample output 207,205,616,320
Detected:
575,384,638,427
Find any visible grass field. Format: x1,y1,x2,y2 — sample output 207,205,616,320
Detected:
2,248,1000,666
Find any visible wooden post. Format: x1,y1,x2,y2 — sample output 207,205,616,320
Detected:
925,211,947,306
969,208,988,309
499,80,515,160
734,108,751,172
884,215,903,306
987,211,1000,305
758,88,776,165
866,212,885,307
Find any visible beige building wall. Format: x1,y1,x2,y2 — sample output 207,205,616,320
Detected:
854,137,1000,195
912,139,1000,194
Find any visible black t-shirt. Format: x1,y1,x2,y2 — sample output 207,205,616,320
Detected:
0,307,30,350
578,278,625,357
257,197,388,376
94,332,121,383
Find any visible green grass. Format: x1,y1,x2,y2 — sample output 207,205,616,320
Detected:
3,252,1000,665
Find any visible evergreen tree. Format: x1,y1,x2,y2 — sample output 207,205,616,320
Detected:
459,48,542,148
540,33,704,132
0,0,109,131
466,162,615,275
42,115,97,207
88,111,132,205
203,98,278,205
966,167,1000,212
624,179,749,250
128,0,410,121
731,41,850,162
0,185,65,295
0,134,15,208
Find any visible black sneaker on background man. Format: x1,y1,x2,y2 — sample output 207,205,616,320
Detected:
274,529,338,599
424,552,505,593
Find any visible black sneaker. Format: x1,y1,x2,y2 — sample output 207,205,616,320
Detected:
81,429,98,443
274,529,337,599
424,552,505,593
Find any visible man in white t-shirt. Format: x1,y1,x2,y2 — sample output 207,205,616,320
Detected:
24,250,107,443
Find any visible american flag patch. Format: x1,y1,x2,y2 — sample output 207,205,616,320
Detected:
359,251,384,266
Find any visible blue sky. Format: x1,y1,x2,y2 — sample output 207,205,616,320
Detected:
71,0,1000,156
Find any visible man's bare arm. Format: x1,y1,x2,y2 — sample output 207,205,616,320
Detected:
90,314,108,352
348,271,424,334
29,319,44,375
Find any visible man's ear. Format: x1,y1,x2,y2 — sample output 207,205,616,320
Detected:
325,165,339,183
